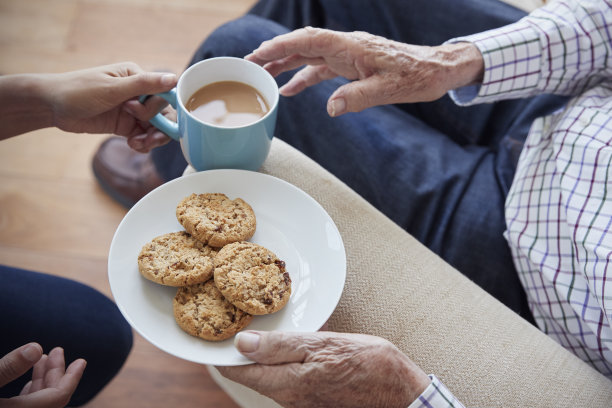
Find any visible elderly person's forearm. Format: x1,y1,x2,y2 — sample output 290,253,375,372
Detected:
245,27,484,116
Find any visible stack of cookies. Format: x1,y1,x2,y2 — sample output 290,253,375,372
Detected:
137,193,292,341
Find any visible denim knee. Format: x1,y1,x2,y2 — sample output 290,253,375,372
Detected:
189,15,290,65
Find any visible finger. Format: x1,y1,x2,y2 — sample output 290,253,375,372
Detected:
123,96,169,121
43,348,66,388
0,343,42,387
104,61,144,77
28,354,49,393
127,128,171,153
126,134,148,153
143,129,172,150
19,380,33,396
217,362,303,394
56,359,86,397
327,76,383,116
14,358,86,408
249,27,344,63
125,105,174,151
261,54,326,77
12,389,71,408
116,72,177,102
279,65,337,96
234,331,324,364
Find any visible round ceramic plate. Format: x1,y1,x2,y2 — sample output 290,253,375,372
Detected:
108,169,346,366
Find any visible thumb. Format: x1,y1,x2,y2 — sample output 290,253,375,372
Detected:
235,331,315,364
0,343,43,387
118,72,177,101
327,76,384,117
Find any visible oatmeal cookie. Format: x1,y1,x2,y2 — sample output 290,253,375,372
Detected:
138,231,218,286
214,242,291,315
173,280,253,341
176,193,256,247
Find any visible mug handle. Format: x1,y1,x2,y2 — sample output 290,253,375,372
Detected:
138,89,180,141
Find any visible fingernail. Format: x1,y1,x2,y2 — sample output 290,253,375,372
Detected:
129,138,144,150
21,344,41,363
329,98,346,117
235,332,260,353
160,73,176,86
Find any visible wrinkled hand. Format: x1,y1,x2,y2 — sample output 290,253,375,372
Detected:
217,331,431,408
246,27,483,116
0,343,86,408
45,62,177,152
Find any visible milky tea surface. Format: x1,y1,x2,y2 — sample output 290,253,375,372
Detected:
185,81,269,127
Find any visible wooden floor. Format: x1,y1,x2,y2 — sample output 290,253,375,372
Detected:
0,0,257,406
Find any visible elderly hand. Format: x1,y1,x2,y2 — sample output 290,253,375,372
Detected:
0,343,86,408
217,331,431,408
246,27,483,116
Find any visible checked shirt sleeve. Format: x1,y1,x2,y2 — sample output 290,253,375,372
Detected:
448,0,612,105
407,375,465,408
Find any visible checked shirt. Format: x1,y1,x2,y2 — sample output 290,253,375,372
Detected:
411,0,612,406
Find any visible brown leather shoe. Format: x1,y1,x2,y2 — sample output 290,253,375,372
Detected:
92,136,165,208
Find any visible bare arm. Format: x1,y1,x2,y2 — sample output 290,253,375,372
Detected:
0,74,54,139
0,63,177,152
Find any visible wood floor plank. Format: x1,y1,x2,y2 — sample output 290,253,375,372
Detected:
90,335,240,408
0,130,109,182
0,177,123,259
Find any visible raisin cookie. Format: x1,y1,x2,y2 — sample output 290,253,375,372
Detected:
214,242,291,315
176,193,256,248
138,231,218,286
173,280,253,341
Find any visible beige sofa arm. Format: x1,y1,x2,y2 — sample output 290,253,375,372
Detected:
221,138,611,408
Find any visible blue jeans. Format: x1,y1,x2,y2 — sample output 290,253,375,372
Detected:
0,266,133,406
151,0,568,322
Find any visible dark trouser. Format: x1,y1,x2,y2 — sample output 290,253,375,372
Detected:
151,0,569,323
0,265,133,406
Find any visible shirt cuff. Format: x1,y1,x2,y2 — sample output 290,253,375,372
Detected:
446,19,542,105
407,375,465,408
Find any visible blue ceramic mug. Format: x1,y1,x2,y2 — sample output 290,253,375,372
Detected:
146,57,279,171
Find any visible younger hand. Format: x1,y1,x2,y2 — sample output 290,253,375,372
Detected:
45,62,178,152
0,343,86,408
217,331,431,408
246,27,483,116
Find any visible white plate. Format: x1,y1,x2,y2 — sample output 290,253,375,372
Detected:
108,169,346,366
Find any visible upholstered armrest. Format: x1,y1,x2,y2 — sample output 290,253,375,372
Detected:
209,138,612,408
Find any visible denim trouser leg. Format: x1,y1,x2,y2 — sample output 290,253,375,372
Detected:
152,0,530,181
0,266,133,406
151,1,570,322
